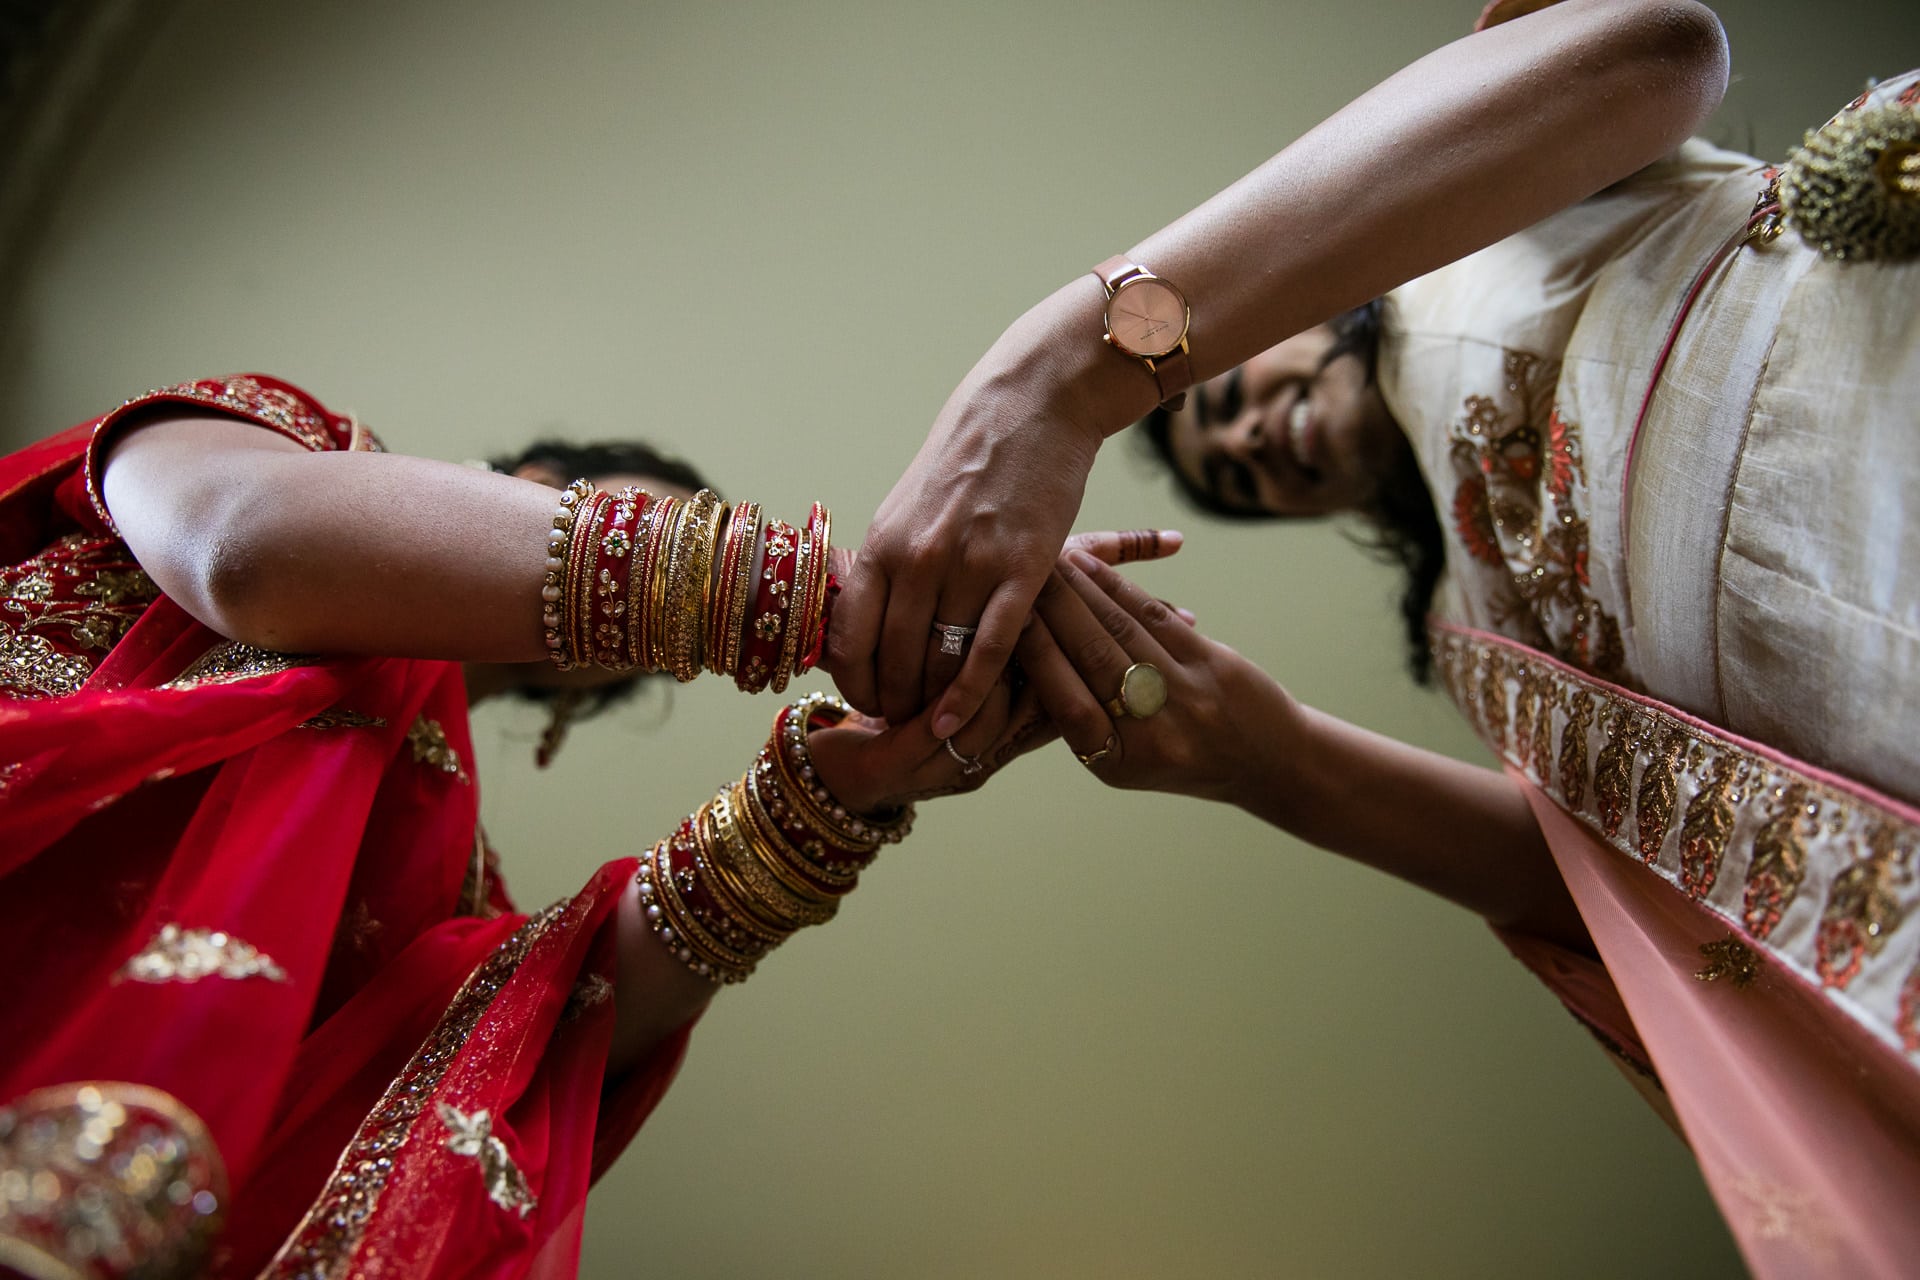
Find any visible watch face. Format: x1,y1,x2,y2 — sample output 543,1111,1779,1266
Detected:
1107,277,1188,358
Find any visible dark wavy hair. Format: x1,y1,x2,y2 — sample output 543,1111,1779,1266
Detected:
1139,301,1446,684
486,437,715,718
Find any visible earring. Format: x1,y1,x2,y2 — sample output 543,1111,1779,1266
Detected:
535,688,587,769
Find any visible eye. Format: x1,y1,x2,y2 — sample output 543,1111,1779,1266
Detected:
1216,368,1244,421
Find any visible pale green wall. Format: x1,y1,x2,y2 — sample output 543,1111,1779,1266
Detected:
5,1,1912,1275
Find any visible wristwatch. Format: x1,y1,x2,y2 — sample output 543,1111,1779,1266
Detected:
1093,256,1192,411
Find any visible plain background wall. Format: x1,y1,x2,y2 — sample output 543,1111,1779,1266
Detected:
4,2,1914,1275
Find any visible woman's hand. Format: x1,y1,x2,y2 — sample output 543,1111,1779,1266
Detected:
1015,548,1297,803
805,669,1058,816
825,283,1160,740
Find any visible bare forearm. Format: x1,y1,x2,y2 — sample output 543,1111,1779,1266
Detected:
1004,0,1730,439
1240,695,1589,951
103,418,558,659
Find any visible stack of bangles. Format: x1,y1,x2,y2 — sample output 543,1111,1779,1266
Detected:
637,694,914,983
539,480,833,692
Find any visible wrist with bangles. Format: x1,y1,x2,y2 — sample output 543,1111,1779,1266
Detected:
539,480,832,692
636,694,914,984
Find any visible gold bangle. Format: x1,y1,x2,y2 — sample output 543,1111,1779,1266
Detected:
712,501,761,678
625,495,660,670
540,478,593,668
647,495,680,673
665,490,719,682
694,495,729,675
771,503,813,694
644,830,759,981
711,783,836,928
729,776,848,906
691,803,792,944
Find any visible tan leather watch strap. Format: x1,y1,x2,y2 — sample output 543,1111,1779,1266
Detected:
1093,254,1135,290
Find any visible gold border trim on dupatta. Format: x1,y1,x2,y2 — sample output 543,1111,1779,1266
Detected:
260,902,568,1278
1431,622,1920,1058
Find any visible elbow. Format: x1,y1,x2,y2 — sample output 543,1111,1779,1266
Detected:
1618,0,1730,145
177,497,302,650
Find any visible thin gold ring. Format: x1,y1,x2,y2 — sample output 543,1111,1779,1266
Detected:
1076,733,1119,767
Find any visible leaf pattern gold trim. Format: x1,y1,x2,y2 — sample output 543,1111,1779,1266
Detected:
1433,624,1920,1058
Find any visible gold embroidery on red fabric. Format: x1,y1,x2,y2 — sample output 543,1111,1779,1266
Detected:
1744,785,1815,939
129,376,334,454
407,716,470,784
560,973,614,1023
0,620,94,697
456,828,504,918
0,1081,227,1280
261,903,565,1277
436,1104,536,1218
300,709,387,730
1695,936,1760,987
1,534,159,698
1815,822,1912,989
119,924,289,984
164,641,312,689
339,901,385,957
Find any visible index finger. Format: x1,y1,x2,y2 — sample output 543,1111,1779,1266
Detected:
1061,549,1205,662
1063,528,1185,566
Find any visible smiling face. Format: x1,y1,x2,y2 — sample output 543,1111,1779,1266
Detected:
1162,325,1403,518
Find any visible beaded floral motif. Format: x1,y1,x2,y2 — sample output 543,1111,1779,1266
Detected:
0,1081,227,1280
407,716,470,784
1433,624,1920,1058
263,903,566,1277
118,923,289,983
1696,936,1760,988
437,1103,536,1218
1443,354,1626,681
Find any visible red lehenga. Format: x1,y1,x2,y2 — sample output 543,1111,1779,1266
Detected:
0,377,689,1278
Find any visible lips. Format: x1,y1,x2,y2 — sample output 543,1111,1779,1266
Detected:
1264,384,1323,486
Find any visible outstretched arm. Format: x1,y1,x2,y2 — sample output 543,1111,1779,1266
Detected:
829,0,1729,737
1016,550,1589,951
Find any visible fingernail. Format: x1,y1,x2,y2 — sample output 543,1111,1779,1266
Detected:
1177,608,1198,625
932,711,960,738
1067,549,1100,573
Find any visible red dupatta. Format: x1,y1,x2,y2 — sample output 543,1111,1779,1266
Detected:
0,379,689,1279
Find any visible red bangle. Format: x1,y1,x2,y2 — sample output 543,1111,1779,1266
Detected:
736,518,796,693
562,491,611,667
797,503,833,673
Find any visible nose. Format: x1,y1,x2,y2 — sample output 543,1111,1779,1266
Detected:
1218,410,1265,462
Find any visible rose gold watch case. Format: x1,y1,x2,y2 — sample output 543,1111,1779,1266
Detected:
1103,275,1190,359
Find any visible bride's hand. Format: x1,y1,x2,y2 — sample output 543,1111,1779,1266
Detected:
805,669,1058,816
